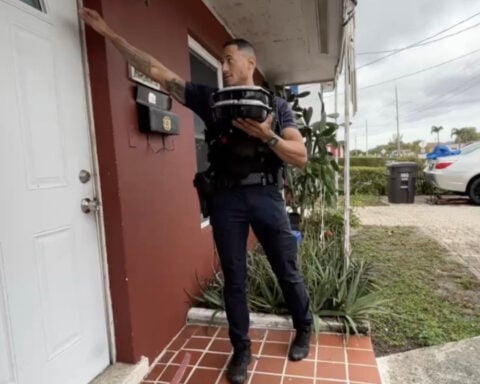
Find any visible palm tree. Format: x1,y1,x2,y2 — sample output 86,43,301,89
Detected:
431,126,443,144
451,127,479,144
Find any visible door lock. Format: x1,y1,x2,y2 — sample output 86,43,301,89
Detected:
81,198,100,214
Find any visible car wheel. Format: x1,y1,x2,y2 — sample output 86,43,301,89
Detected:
468,177,480,205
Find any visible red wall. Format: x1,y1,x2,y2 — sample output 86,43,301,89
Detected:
83,0,260,364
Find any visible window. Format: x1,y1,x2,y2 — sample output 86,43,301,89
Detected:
188,37,222,225
19,0,43,11
188,37,222,174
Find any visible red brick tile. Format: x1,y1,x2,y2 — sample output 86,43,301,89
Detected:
183,337,211,350
266,329,293,343
255,356,285,374
318,334,345,347
347,349,377,366
316,362,347,380
198,353,230,369
158,350,175,364
171,350,203,366
317,346,346,363
346,335,373,350
250,328,268,341
185,367,222,384
301,345,316,360
168,334,190,350
216,371,252,384
181,325,200,338
158,365,192,382
348,364,382,383
193,325,219,338
250,373,283,383
285,359,315,377
283,377,314,384
251,341,262,355
316,380,347,384
144,363,166,381
217,327,230,339
261,342,289,357
209,339,232,353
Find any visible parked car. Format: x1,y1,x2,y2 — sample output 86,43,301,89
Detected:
424,141,480,204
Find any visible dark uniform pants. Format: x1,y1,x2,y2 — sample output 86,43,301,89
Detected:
210,184,313,347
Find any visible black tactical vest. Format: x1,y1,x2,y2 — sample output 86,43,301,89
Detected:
205,113,283,181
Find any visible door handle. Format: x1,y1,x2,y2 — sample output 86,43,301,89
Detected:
81,198,100,214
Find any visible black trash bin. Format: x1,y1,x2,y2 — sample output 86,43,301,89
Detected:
386,162,418,203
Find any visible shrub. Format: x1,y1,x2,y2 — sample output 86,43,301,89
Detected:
338,157,387,167
339,167,386,195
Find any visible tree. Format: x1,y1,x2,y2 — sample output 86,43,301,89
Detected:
431,125,443,144
450,127,479,144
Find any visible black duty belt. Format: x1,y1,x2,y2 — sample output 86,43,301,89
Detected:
215,172,278,188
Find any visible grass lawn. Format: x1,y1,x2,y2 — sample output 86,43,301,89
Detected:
348,194,388,207
352,226,480,357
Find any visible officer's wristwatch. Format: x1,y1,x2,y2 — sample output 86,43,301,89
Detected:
265,133,280,148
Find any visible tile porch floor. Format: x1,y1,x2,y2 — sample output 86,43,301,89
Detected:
142,324,381,384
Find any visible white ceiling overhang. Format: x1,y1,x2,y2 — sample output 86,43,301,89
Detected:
202,0,345,86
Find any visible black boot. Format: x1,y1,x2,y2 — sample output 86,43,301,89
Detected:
226,343,252,384
288,326,312,361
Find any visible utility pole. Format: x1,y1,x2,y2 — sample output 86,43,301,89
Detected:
365,120,369,156
395,86,401,156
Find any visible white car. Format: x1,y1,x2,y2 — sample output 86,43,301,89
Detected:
424,141,480,204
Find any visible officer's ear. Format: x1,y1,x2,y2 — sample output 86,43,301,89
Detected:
247,55,256,71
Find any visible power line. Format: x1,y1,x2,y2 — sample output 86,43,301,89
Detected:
360,48,480,90
357,10,480,69
401,78,480,122
302,48,480,94
400,71,480,118
357,21,480,56
353,78,480,131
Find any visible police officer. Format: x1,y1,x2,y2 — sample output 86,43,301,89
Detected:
80,8,313,384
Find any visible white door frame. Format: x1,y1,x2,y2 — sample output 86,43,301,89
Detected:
77,0,116,364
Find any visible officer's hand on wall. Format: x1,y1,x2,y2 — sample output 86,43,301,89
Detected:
232,114,275,142
79,7,112,37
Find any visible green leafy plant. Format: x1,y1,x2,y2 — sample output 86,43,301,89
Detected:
275,87,340,217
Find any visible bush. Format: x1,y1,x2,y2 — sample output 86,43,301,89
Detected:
339,163,434,196
340,167,386,195
338,157,387,167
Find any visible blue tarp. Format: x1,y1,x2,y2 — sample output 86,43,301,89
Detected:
426,144,461,160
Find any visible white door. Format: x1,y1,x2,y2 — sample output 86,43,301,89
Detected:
0,1,110,383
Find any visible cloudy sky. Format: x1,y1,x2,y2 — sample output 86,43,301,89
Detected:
300,0,480,151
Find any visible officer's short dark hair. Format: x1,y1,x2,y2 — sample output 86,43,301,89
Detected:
223,38,256,56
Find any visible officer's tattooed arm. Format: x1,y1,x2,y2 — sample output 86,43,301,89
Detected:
79,7,186,104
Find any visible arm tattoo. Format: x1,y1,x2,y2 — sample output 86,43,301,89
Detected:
111,36,152,77
165,78,186,104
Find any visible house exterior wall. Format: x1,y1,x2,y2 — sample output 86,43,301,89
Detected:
84,0,260,363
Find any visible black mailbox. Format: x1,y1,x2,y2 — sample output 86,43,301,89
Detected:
136,85,179,135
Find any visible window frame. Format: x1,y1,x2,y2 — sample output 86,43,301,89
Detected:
187,36,223,228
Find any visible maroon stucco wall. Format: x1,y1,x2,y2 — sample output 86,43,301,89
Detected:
83,0,249,363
